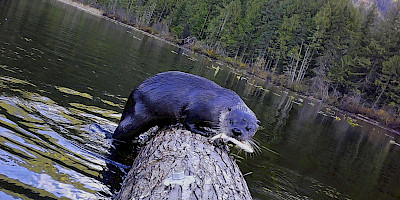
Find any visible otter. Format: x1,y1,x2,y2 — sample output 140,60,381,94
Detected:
113,71,260,152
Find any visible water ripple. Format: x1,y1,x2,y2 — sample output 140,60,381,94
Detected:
0,74,119,198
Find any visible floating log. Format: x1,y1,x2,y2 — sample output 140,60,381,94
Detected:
114,126,252,200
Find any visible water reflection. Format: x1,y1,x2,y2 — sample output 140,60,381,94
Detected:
237,81,400,199
0,72,117,198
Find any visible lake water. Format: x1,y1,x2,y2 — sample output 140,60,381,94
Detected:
1,0,400,199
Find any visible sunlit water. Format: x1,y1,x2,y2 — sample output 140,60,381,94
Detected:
1,0,400,199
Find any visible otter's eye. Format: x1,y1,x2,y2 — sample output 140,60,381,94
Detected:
229,120,234,125
228,108,232,112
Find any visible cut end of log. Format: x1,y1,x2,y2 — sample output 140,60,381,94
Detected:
113,126,252,200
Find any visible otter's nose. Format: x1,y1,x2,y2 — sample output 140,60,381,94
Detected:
232,128,242,136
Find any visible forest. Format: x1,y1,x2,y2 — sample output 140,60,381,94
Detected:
76,0,400,130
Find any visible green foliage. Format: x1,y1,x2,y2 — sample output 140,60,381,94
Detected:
78,0,400,112
375,55,400,107
314,0,362,89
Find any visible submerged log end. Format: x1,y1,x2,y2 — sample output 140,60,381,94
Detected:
114,126,252,200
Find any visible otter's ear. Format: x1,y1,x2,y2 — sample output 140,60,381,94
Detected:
257,120,261,126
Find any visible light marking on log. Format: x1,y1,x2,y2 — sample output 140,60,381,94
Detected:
163,167,195,199
163,167,195,186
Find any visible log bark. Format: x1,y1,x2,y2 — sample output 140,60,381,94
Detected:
114,126,252,200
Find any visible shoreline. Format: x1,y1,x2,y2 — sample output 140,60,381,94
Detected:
55,0,194,53
56,0,103,16
55,0,400,136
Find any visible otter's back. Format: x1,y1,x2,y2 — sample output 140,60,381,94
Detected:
134,71,237,116
138,71,222,92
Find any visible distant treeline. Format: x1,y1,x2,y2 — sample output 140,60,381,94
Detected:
79,0,399,127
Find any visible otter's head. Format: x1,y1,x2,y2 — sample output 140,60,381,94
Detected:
224,108,259,140
216,106,260,152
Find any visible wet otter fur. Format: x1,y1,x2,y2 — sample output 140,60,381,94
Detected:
113,71,260,150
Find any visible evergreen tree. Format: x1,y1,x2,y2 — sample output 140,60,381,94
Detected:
312,0,361,99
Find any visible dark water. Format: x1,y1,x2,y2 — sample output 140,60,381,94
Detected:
1,0,400,199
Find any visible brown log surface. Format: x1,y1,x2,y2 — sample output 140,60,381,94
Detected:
114,126,252,200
